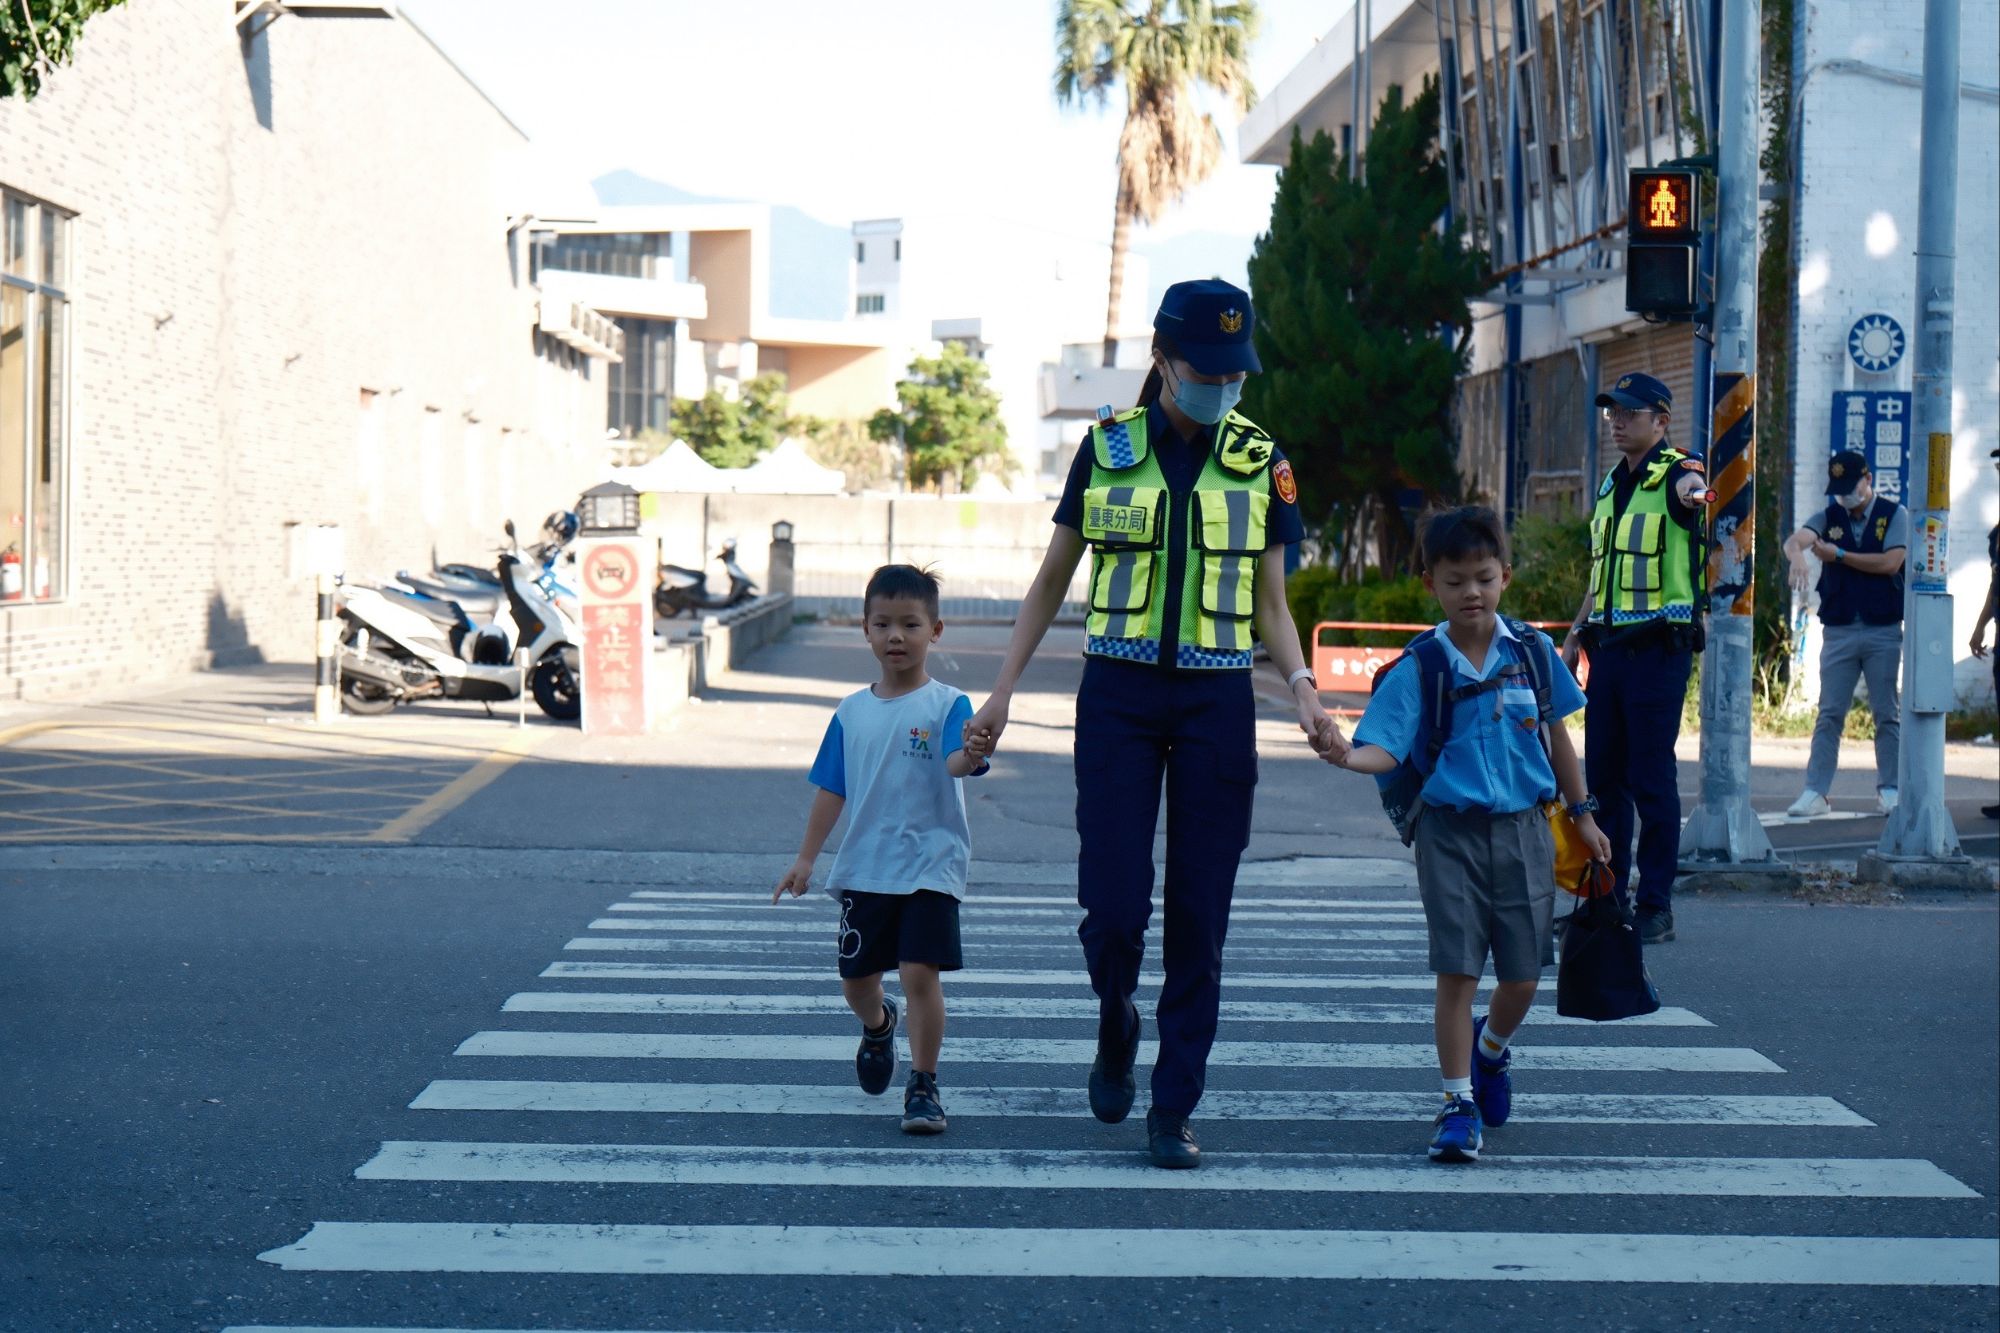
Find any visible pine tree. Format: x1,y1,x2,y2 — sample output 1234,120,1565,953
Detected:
1241,77,1486,575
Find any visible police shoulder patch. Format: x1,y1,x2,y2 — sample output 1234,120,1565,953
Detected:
1273,459,1297,505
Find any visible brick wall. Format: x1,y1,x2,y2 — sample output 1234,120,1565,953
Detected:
0,3,605,701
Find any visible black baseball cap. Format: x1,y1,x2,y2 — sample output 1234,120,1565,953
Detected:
1153,279,1261,376
1826,450,1870,496
1595,371,1673,414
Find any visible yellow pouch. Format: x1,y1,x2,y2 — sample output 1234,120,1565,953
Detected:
1545,801,1596,893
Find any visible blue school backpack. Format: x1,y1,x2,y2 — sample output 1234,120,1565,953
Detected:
1371,616,1557,845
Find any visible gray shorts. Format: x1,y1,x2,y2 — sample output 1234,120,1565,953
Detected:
1412,805,1557,982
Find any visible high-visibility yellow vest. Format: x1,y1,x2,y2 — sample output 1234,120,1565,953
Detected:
1588,445,1700,626
1078,406,1273,668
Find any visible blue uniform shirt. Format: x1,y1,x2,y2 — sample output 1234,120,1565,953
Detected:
1353,620,1588,816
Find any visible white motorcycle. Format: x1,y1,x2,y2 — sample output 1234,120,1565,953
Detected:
337,523,581,720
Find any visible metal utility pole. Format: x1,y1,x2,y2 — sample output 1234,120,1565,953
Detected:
1681,0,1780,870
1863,0,1977,884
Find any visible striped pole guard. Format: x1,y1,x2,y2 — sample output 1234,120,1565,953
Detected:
1705,371,1756,616
314,572,339,723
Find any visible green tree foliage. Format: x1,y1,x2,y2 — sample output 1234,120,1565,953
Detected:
868,343,1011,492
1242,78,1487,577
672,373,794,471
799,419,897,494
1054,0,1259,366
2,0,125,100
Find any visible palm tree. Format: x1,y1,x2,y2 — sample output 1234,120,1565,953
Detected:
1055,0,1260,367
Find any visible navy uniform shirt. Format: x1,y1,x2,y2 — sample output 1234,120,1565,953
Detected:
1586,437,1705,653
1054,400,1306,669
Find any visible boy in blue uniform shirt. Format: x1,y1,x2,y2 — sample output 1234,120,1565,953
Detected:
773,564,991,1134
1329,508,1609,1161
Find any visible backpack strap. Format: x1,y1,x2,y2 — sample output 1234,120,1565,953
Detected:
1501,616,1556,724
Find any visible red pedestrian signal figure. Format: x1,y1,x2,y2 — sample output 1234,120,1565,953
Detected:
1647,178,1681,231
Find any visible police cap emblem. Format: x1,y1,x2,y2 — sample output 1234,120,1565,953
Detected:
1219,308,1244,335
1617,376,1632,389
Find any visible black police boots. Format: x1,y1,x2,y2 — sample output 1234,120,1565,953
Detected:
1146,1106,1201,1169
1088,998,1140,1124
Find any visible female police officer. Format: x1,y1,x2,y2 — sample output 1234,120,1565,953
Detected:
968,280,1339,1168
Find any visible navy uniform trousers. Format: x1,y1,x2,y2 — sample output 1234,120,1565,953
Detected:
1074,655,1257,1117
1583,638,1694,913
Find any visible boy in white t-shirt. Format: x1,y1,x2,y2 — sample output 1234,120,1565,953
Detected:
772,564,991,1133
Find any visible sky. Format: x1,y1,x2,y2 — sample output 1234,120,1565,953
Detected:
397,0,1340,290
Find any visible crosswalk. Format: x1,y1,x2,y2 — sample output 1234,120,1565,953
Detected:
240,877,1998,1330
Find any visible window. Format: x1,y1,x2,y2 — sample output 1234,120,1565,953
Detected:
1,190,71,604
894,239,901,262
538,232,668,281
606,318,675,439
856,241,866,262
856,293,885,315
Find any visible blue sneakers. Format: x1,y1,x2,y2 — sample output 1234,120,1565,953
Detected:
1470,1015,1514,1127
1429,1094,1483,1163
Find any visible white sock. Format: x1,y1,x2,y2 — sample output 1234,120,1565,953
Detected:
1442,1076,1472,1102
1478,1021,1513,1062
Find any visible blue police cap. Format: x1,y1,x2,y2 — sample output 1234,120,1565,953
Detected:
1153,279,1261,376
1825,450,1870,496
1594,371,1672,414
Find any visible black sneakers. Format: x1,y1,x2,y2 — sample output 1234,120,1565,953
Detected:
855,993,899,1095
1145,1106,1200,1169
1638,908,1676,944
901,1070,947,1134
1088,999,1141,1124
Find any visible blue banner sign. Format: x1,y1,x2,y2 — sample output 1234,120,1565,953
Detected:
1829,391,1913,504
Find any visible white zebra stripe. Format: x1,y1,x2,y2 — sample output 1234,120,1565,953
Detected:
451,1030,1784,1073
539,962,1449,990
353,1140,1975,1199
585,918,1431,942
631,890,1421,909
498,991,1713,1027
407,1080,1872,1126
561,938,1427,963
609,902,1428,924
256,1223,2000,1284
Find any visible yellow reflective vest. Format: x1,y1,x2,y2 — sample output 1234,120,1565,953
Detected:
1588,444,1702,627
1078,406,1273,668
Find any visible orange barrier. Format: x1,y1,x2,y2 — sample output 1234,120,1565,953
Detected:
1311,620,1585,716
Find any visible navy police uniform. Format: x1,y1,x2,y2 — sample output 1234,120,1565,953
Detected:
1579,372,1705,924
1053,281,1304,1117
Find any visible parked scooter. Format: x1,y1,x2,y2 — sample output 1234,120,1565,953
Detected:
337,522,581,720
656,537,758,619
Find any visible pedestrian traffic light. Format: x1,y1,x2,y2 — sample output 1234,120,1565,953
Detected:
1625,167,1703,318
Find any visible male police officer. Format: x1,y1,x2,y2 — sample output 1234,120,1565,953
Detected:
1560,372,1708,944
1781,451,1908,818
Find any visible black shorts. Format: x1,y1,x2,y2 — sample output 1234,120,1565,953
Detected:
836,889,963,979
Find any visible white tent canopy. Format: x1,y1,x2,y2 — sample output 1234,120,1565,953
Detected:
731,438,846,495
610,440,724,492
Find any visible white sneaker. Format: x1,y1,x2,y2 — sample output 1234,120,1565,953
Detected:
1787,791,1832,819
1878,787,1899,814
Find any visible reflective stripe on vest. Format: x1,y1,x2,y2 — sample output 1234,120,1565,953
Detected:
1081,408,1272,665
1590,450,1698,625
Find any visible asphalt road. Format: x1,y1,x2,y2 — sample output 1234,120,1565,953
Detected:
2,626,1997,1331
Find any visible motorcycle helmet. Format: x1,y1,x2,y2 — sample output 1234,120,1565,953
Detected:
542,510,580,546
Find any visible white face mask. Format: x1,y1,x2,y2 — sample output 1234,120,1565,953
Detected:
1838,486,1869,512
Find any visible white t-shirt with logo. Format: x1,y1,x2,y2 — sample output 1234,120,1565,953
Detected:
808,678,980,899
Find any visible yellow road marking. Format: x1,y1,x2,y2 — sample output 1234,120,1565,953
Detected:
367,728,545,843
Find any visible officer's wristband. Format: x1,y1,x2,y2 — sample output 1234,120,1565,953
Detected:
1286,667,1317,692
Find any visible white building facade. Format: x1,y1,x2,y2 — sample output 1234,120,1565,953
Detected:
1243,0,1998,703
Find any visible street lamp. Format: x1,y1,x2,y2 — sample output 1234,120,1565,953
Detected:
771,519,794,544
577,480,641,534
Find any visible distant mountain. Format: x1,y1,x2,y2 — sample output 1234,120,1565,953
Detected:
1132,229,1257,312
590,170,850,323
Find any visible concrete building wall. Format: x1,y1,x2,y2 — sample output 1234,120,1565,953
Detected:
0,2,605,700
784,344,895,421
1790,0,2000,703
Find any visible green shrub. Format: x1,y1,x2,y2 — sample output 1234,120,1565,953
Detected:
1507,513,1593,625
1285,565,1345,661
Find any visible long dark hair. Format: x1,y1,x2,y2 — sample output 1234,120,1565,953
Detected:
1134,331,1179,409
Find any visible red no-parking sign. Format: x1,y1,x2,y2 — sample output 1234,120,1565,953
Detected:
577,539,652,735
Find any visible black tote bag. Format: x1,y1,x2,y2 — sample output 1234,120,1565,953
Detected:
1555,882,1662,1021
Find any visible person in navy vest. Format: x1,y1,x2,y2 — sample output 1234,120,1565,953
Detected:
1782,450,1909,818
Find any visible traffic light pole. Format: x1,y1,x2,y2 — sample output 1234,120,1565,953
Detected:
1860,0,1980,887
1680,0,1781,871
